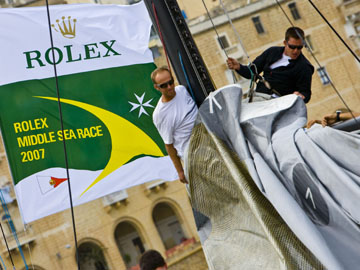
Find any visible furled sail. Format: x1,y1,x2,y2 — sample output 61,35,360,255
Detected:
187,85,360,270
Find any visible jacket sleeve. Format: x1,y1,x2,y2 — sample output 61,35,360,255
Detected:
295,63,314,103
236,47,271,79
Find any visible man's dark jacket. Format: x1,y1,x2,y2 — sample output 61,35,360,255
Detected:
236,46,314,103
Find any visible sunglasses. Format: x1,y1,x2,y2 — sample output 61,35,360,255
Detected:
156,79,174,89
287,43,303,50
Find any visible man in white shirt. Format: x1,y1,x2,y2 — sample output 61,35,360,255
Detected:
152,66,198,184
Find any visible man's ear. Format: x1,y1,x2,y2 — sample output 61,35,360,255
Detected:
154,84,160,91
283,40,287,46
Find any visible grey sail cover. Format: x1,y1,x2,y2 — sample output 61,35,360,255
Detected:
186,85,360,270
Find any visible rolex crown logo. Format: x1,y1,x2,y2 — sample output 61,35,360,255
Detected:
51,16,77,39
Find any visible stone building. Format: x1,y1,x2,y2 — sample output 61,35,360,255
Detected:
152,0,360,120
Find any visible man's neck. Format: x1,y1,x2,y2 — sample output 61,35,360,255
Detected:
283,49,289,58
283,52,290,58
283,49,301,60
161,93,176,103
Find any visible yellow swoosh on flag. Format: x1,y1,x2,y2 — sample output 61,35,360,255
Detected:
35,96,164,196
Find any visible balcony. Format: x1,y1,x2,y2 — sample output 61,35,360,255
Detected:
103,190,129,213
1,227,36,256
165,237,201,261
145,180,168,196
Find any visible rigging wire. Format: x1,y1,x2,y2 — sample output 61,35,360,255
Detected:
274,0,358,124
218,0,250,62
202,0,267,101
0,252,7,270
0,190,27,269
0,223,14,270
23,225,35,270
308,0,359,63
44,1,80,269
201,0,238,84
215,1,260,95
201,0,229,58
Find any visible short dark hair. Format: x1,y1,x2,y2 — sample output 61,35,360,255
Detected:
139,250,166,270
151,66,172,84
285,27,304,41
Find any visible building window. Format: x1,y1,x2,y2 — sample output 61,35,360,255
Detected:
217,34,230,50
78,242,109,270
115,222,145,268
251,16,265,34
152,202,187,250
288,3,301,20
355,20,360,35
317,67,331,85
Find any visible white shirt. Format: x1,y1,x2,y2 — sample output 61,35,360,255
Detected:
153,85,198,158
270,53,291,69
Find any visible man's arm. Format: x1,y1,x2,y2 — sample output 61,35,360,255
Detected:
227,48,270,79
165,144,188,184
293,77,312,103
294,63,314,103
306,119,321,129
322,112,360,126
226,57,255,79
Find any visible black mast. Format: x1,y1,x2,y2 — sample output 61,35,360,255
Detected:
144,0,215,106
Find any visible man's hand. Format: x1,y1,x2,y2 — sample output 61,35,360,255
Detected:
178,171,188,184
226,57,240,71
165,144,188,185
322,113,337,127
293,91,305,100
306,119,321,129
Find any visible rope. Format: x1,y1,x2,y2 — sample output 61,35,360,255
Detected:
201,0,237,84
23,225,35,270
209,0,271,99
219,0,250,62
44,1,80,269
0,223,14,269
208,91,223,114
0,253,6,270
0,190,27,269
275,0,359,124
307,0,359,63
178,51,196,101
231,70,238,84
152,2,172,73
247,65,256,102
202,0,228,58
